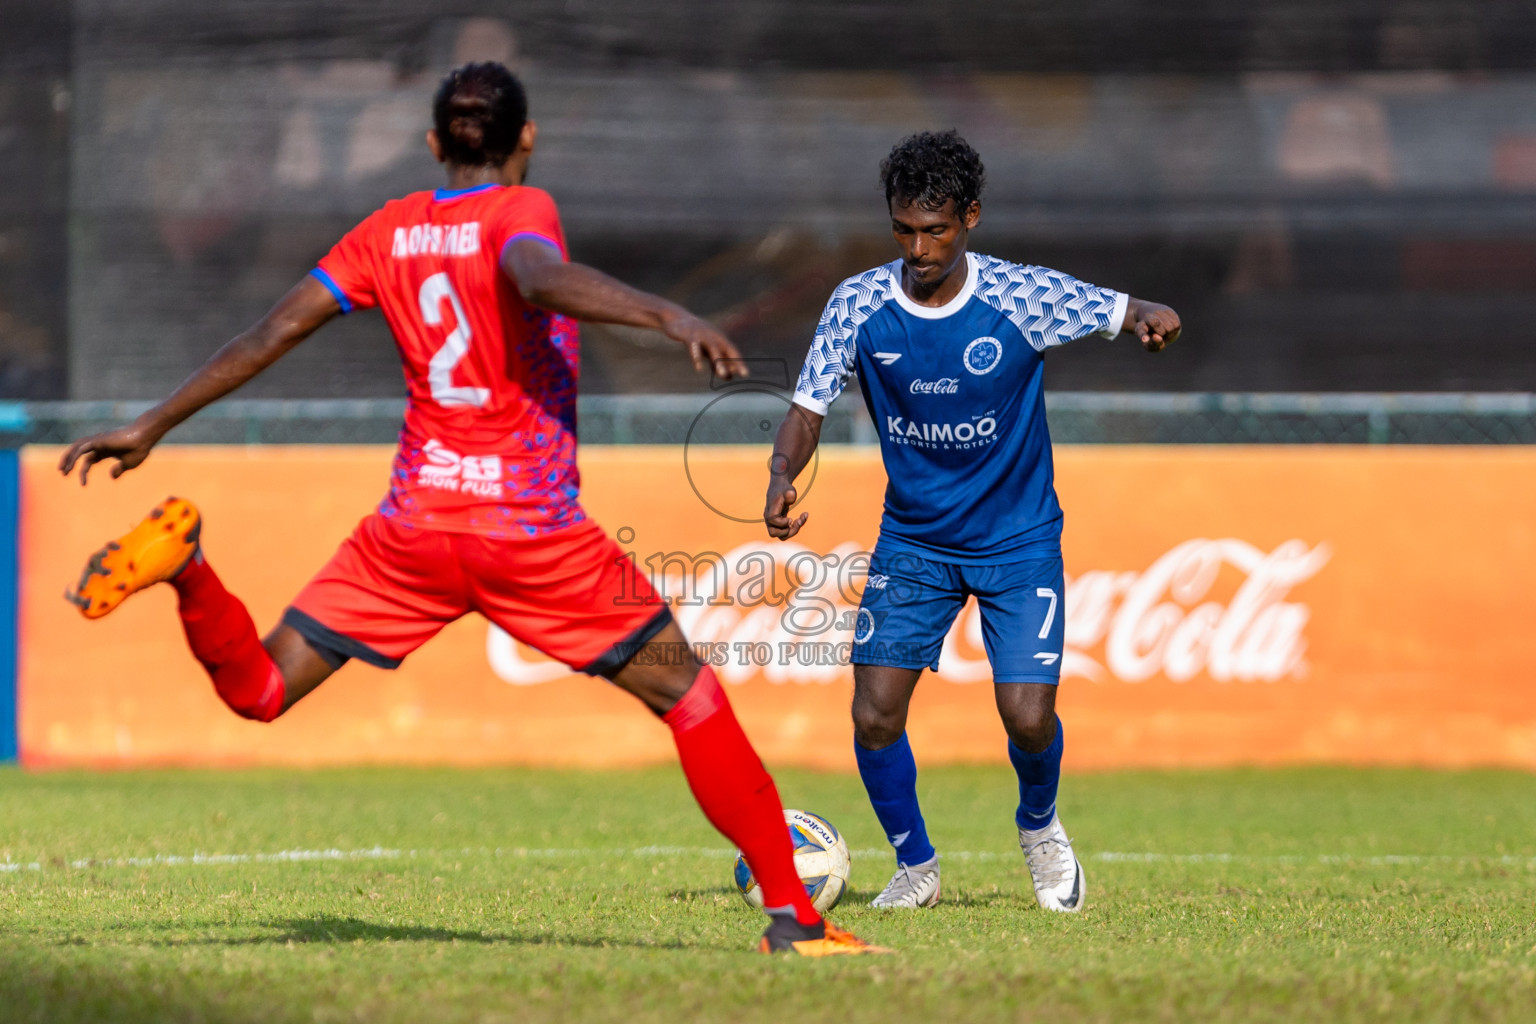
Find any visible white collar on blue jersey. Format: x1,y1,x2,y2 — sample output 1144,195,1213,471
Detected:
887,251,979,320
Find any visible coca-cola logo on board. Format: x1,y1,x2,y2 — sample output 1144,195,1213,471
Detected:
945,538,1331,684
487,538,1330,687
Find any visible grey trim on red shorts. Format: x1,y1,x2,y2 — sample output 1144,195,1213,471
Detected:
282,606,405,671
581,607,676,680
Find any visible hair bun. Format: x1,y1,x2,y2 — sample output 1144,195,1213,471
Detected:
449,115,486,150
431,62,528,169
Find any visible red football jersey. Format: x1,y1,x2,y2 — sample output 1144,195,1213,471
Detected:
312,184,584,538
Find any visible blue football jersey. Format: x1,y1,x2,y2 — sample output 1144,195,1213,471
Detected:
792,252,1127,565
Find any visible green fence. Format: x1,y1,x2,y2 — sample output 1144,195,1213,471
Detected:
8,393,1536,447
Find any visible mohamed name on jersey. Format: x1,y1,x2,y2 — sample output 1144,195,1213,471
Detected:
390,222,483,259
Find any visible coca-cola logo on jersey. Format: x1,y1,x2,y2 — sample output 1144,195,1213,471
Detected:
487,537,1330,686
908,378,960,395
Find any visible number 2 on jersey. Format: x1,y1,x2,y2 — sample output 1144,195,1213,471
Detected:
419,272,490,408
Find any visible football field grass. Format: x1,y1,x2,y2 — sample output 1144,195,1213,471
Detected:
1,764,1533,1023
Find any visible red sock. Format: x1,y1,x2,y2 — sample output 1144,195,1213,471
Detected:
170,553,284,723
664,665,820,926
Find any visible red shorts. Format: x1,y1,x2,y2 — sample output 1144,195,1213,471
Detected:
284,513,669,677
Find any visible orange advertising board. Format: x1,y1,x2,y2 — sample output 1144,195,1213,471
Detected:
19,444,1536,769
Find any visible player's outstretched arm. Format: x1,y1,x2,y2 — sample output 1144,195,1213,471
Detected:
764,404,823,540
59,276,342,484
1121,297,1182,353
502,237,745,380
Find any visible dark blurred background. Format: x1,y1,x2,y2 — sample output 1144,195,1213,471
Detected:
4,1,1536,401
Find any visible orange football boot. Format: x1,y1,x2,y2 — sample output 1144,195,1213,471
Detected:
757,918,893,956
66,497,202,619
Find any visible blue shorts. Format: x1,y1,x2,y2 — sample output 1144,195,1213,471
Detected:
849,547,1066,684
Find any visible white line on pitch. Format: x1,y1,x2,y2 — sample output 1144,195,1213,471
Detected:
5,847,1533,876
1095,852,1536,866
66,846,402,870
32,845,852,873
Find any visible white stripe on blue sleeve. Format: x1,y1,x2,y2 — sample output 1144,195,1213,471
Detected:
793,268,891,414
972,255,1127,351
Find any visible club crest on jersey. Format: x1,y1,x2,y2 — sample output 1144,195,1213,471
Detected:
963,336,1003,375
853,609,876,644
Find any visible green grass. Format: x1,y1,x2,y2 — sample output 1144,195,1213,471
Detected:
2,765,1534,1023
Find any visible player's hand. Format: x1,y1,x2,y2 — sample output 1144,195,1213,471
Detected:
1131,303,1181,353
59,423,160,485
764,476,808,540
663,312,748,381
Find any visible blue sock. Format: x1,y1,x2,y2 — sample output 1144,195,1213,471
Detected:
854,732,936,866
1008,715,1064,832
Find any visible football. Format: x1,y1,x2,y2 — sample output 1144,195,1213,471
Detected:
733,809,851,914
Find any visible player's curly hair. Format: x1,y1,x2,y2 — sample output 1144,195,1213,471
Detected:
432,62,528,168
880,130,986,215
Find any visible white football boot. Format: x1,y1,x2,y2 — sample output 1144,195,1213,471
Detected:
869,854,941,909
1018,816,1085,912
